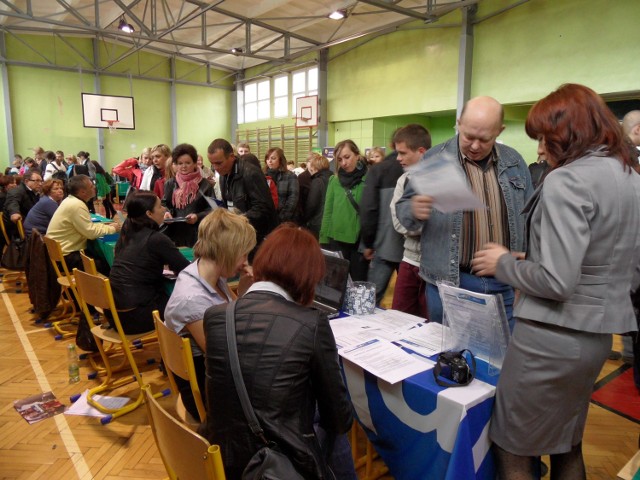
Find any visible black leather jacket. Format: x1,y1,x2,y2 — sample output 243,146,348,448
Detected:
219,158,278,242
200,289,353,479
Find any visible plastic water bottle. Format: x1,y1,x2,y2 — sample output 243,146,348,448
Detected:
68,344,80,383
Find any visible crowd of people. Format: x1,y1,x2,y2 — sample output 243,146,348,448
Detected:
2,83,640,480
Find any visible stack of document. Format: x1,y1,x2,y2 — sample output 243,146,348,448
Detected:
330,309,447,384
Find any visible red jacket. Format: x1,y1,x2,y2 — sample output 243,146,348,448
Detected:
112,158,143,189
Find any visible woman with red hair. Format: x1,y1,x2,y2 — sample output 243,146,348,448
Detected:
200,224,353,479
473,84,640,479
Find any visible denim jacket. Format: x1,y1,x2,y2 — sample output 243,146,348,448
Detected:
396,136,533,286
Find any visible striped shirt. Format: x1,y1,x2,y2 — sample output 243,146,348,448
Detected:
458,150,510,269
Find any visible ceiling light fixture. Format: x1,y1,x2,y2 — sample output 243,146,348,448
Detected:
328,9,347,20
118,15,134,33
231,47,244,54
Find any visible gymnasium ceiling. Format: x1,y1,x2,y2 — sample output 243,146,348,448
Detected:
0,0,499,75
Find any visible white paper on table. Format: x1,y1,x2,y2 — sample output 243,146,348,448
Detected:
329,316,379,338
340,338,432,384
64,389,130,417
347,309,424,337
407,156,485,213
332,328,383,350
396,322,447,358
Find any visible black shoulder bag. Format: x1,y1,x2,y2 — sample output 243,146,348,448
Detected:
225,301,305,480
1,234,27,270
343,188,359,214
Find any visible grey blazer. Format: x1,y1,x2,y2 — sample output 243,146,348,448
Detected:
496,151,640,334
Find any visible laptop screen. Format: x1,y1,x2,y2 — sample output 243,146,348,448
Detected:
314,255,350,310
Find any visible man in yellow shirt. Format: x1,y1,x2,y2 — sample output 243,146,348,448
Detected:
46,174,120,273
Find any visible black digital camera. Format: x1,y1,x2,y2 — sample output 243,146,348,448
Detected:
438,352,471,384
433,350,476,387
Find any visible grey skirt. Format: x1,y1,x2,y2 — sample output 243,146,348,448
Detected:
489,318,611,456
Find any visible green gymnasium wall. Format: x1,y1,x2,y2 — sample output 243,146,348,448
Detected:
322,0,639,164
0,34,233,171
8,67,97,160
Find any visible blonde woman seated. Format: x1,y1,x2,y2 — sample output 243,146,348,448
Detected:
164,208,256,420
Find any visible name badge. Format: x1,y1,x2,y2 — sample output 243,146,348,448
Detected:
227,200,234,208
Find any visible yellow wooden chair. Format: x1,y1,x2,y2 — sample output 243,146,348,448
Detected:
153,310,206,424
350,421,389,480
0,212,28,292
143,385,226,480
79,249,100,276
76,249,157,377
73,268,166,424
42,235,80,338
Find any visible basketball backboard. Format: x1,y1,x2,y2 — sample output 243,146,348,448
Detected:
296,95,318,128
81,93,135,130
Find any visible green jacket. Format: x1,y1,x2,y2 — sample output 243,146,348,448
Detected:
319,174,366,244
95,173,111,198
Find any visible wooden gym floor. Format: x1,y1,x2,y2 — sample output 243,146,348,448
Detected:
0,271,638,479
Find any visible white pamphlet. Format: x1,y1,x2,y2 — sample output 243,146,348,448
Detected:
437,282,510,373
408,155,484,213
64,389,130,418
340,338,433,384
396,322,448,358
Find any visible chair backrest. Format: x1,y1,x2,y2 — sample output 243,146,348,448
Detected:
80,250,98,275
43,235,69,274
73,267,127,333
16,218,25,240
0,212,10,244
73,268,115,312
143,385,225,480
153,311,206,422
0,212,25,243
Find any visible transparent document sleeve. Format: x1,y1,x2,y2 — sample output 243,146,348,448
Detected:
437,282,510,375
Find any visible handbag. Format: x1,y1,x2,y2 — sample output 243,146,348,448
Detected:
225,302,305,480
2,236,27,270
75,314,98,352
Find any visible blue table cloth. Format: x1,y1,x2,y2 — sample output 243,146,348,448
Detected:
342,357,498,480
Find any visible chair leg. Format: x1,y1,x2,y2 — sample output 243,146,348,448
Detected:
350,422,389,480
86,332,158,377
0,270,28,293
84,335,167,424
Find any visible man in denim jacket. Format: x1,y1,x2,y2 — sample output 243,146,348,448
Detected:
396,96,533,329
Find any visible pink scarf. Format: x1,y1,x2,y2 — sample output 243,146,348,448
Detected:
172,170,202,209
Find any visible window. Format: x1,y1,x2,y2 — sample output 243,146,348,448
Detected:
237,66,318,124
236,89,244,124
292,67,318,117
243,79,270,123
274,75,289,118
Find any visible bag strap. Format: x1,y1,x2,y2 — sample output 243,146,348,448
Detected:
225,301,269,445
343,188,359,214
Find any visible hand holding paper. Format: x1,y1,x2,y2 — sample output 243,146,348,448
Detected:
408,156,484,213
412,195,434,220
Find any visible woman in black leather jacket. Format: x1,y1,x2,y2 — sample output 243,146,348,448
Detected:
200,225,353,479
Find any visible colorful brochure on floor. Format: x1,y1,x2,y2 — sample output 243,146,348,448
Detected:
14,391,65,424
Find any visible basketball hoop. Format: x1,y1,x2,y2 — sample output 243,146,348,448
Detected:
107,120,119,134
